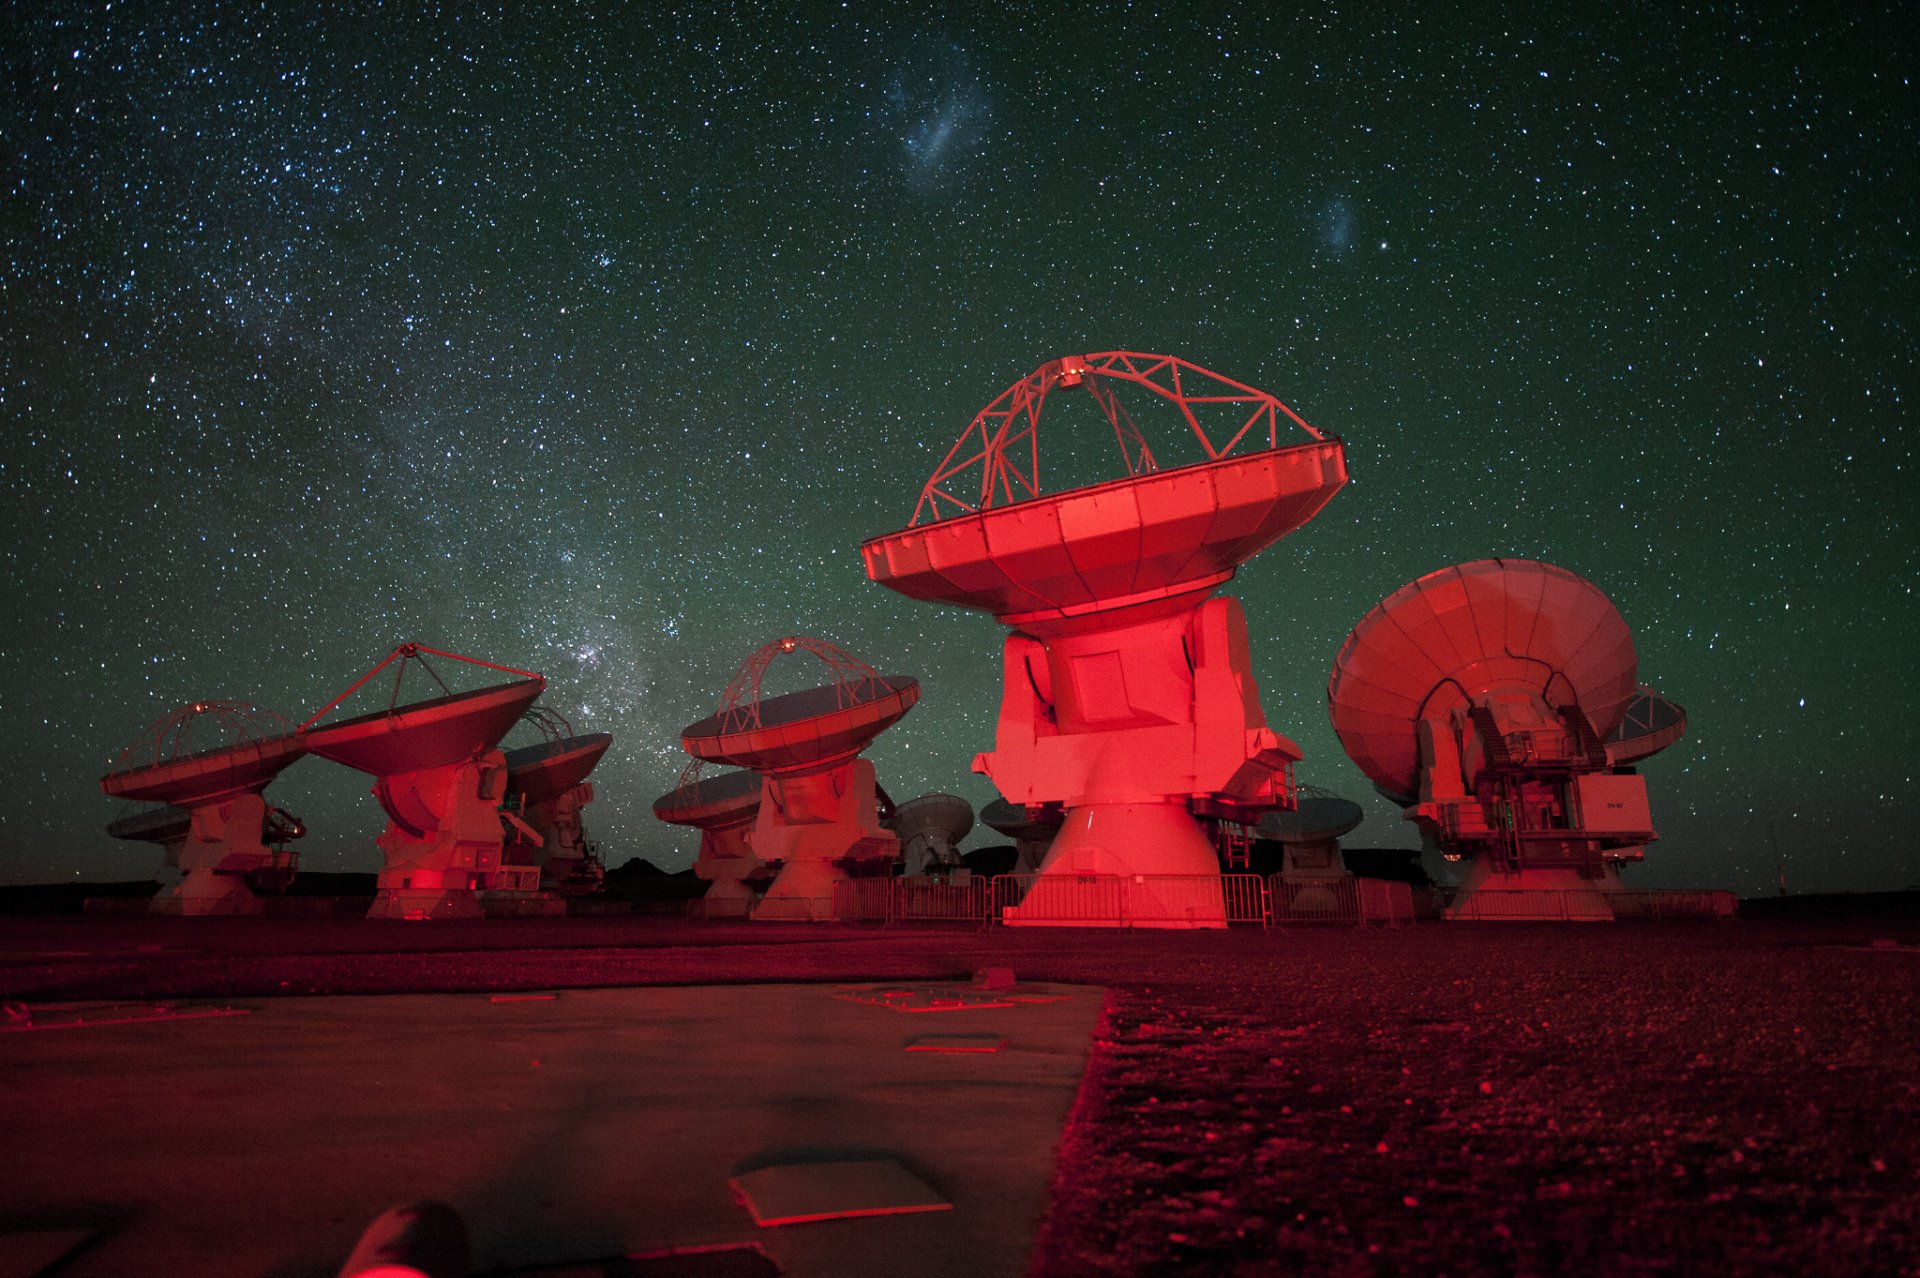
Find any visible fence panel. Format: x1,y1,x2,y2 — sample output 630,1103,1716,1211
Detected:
830,879,892,923
1607,889,1740,919
992,874,1125,926
687,895,754,921
1118,875,1233,928
1269,875,1362,924
891,876,990,923
1220,874,1273,926
1356,878,1416,927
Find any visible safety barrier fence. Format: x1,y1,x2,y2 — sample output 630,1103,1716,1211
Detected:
1263,876,1416,926
891,876,992,923
829,878,894,923
1438,888,1740,921
1604,889,1740,919
1442,888,1612,921
1357,877,1417,926
686,895,755,921
989,873,1274,927
717,875,1733,925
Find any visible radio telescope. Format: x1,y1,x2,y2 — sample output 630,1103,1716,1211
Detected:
887,793,975,875
979,798,1063,874
301,644,544,920
1257,788,1364,915
1606,686,1688,766
652,761,766,917
99,701,307,915
679,637,917,921
1327,559,1661,920
501,707,612,897
863,352,1346,927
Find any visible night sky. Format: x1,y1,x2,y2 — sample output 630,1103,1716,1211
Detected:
4,4,1913,895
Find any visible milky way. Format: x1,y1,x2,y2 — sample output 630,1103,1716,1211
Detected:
2,5,1913,893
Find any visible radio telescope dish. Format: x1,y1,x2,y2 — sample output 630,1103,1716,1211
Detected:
679,637,918,921
99,701,307,915
501,708,613,896
1256,788,1363,911
979,798,1063,874
654,763,766,916
1606,685,1688,765
887,793,975,875
1258,794,1364,845
863,352,1345,928
1327,560,1653,921
106,804,192,847
302,643,544,920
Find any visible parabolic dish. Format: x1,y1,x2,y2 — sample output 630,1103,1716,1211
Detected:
303,678,545,778
980,798,1065,842
862,440,1347,623
504,732,613,802
652,767,762,829
100,727,307,807
1256,795,1364,845
1327,559,1638,801
105,805,192,844
1606,686,1688,765
887,792,975,844
681,676,920,774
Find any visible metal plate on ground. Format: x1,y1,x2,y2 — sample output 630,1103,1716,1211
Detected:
729,1161,950,1227
906,1034,1006,1053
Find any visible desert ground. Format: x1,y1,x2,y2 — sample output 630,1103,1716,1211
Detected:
4,906,1916,1276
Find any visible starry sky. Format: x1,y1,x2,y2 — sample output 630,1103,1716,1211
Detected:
3,4,1913,895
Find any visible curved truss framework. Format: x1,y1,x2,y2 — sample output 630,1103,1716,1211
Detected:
514,704,578,746
911,351,1332,526
110,700,297,772
300,642,543,730
714,635,897,734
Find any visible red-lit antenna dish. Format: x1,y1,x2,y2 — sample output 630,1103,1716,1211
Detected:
301,644,544,776
1606,686,1688,765
680,636,920,774
1328,559,1638,801
862,351,1346,624
652,766,763,829
100,701,307,806
105,804,191,845
504,733,613,802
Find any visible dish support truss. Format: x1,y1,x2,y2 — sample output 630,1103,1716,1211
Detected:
911,350,1332,525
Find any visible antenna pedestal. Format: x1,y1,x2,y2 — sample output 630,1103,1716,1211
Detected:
654,769,765,919
979,595,1298,929
533,783,603,895
695,826,764,918
1442,860,1622,922
365,754,510,921
148,793,293,916
748,759,899,922
1003,801,1227,927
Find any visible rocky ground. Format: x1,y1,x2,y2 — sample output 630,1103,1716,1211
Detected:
3,911,1915,1276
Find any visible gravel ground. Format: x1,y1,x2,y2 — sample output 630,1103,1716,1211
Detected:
4,913,1915,1276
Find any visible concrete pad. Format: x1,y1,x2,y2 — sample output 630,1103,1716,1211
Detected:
0,982,1102,1278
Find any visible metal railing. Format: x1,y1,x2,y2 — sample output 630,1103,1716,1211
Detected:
993,873,1126,926
990,873,1272,927
1356,877,1416,927
698,873,1429,928
891,876,991,923
1606,889,1739,919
